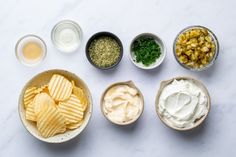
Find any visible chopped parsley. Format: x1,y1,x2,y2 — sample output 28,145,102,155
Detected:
132,36,161,66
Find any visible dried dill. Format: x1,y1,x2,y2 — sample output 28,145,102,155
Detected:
88,36,121,68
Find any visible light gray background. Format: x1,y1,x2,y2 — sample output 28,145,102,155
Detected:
0,0,235,156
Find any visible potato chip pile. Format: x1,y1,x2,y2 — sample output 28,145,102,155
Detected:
23,74,88,138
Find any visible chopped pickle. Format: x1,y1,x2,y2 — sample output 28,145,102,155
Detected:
175,28,216,69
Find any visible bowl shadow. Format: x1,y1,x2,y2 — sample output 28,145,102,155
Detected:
134,59,166,77
166,117,209,141
107,115,143,134
38,128,91,153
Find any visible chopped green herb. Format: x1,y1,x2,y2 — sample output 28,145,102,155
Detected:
132,36,161,66
88,36,121,68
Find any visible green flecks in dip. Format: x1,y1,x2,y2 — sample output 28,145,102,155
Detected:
132,36,161,66
88,36,121,68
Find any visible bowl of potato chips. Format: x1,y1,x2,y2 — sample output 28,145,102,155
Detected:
18,69,92,143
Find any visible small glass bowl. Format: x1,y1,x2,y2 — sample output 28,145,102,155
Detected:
173,25,219,71
15,34,47,66
51,20,82,53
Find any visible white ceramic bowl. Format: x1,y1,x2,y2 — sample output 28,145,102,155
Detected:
100,81,144,125
130,33,166,70
18,69,92,143
155,76,211,131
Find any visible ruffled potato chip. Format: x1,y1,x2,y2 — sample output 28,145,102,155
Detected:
24,74,88,138
33,93,56,116
24,87,38,108
37,105,66,138
36,84,49,94
58,94,84,124
48,74,72,101
25,102,37,122
72,85,88,112
67,120,84,130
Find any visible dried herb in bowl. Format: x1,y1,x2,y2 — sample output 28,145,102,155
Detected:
88,36,121,68
132,36,161,66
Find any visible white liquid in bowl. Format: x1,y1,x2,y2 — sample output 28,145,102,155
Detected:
51,20,82,53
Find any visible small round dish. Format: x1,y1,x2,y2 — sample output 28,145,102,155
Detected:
130,33,166,70
18,69,93,143
85,32,123,70
100,81,144,125
15,34,47,66
155,76,211,131
51,20,82,53
173,25,219,71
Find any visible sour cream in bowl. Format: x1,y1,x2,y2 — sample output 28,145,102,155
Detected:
155,77,211,131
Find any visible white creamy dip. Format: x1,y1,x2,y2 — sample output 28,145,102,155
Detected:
158,79,208,128
103,85,142,124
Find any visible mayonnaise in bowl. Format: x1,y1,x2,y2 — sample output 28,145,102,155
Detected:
101,82,144,125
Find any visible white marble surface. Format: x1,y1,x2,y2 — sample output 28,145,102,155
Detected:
0,0,236,156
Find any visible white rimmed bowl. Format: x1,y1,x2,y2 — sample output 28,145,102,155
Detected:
130,33,166,70
155,76,211,131
100,81,144,125
18,69,92,143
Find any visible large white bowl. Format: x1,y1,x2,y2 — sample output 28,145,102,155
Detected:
18,69,93,143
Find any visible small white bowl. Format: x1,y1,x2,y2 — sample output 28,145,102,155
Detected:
100,81,144,126
130,33,166,70
18,69,92,143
